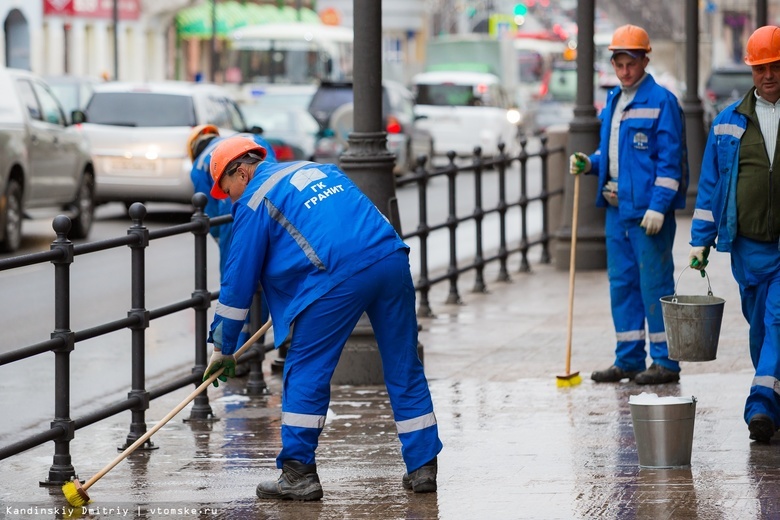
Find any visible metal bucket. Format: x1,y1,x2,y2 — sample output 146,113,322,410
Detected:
629,394,697,468
660,268,725,362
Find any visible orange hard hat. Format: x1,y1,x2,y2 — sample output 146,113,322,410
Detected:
608,24,652,54
744,26,780,66
187,124,220,161
209,136,267,199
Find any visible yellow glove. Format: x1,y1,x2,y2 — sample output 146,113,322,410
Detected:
640,209,664,235
569,152,591,175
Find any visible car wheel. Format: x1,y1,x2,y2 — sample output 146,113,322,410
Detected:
68,171,95,240
0,178,23,253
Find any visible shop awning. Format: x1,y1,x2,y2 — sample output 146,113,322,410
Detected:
176,1,321,39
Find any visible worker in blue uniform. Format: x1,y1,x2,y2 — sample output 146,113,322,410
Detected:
188,126,277,348
690,26,780,443
202,136,442,500
569,24,688,385
187,125,277,276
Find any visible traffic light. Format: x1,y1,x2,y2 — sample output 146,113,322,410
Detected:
513,2,527,25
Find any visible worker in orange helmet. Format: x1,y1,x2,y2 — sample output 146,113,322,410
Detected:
690,25,780,444
188,126,277,350
187,124,277,276
202,136,442,501
569,24,689,385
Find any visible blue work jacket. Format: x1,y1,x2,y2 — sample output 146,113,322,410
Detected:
209,161,408,354
190,133,277,243
588,74,688,220
689,94,750,253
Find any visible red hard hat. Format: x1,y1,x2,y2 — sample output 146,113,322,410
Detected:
209,136,267,199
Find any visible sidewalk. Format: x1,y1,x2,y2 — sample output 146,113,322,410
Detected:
2,215,779,520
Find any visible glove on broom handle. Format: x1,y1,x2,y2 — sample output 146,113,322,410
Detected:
81,318,273,492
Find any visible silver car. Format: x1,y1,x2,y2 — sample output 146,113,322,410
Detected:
80,81,250,206
0,67,95,252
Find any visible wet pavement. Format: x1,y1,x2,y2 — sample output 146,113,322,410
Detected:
2,215,780,519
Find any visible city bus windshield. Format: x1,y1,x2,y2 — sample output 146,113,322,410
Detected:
224,22,353,85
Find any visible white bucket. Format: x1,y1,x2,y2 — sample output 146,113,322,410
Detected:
629,393,697,468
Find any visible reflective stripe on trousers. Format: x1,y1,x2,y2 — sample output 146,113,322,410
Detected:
731,236,780,425
276,249,442,472
605,206,678,372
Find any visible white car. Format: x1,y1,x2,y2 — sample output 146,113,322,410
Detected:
411,71,520,159
80,81,250,206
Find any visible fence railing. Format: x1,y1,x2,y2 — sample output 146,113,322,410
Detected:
0,134,565,486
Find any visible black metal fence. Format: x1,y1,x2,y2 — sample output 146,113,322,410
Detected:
0,135,564,486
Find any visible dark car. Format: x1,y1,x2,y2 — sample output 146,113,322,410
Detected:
703,66,753,128
307,80,433,173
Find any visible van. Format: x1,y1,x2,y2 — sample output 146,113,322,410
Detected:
411,71,521,158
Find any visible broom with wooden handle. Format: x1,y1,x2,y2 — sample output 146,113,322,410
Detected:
557,173,582,387
62,318,273,507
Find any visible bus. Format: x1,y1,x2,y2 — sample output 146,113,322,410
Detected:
223,22,354,86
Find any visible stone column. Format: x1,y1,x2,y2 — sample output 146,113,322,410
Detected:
682,0,705,213
330,0,403,385
554,0,605,271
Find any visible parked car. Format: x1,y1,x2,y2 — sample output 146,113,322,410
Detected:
44,75,101,121
0,67,95,252
703,65,753,128
239,103,320,161
306,80,434,173
411,70,520,158
79,81,253,206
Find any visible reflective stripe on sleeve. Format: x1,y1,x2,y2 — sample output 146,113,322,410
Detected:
616,330,645,342
282,411,326,429
215,302,249,321
655,177,680,191
714,123,745,139
396,412,437,435
692,208,715,222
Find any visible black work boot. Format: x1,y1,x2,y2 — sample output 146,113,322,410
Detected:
256,460,323,501
591,365,641,383
402,457,437,493
634,363,680,385
749,414,775,443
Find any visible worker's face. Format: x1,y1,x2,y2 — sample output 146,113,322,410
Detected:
752,61,780,104
219,163,251,203
611,53,648,88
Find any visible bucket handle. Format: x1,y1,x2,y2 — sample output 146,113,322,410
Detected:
672,266,713,303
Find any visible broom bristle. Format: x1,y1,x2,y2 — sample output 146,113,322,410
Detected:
62,480,90,507
556,373,582,388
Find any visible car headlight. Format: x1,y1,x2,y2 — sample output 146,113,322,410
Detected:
507,109,523,125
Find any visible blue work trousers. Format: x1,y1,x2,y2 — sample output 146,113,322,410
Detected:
731,237,780,426
277,249,442,473
605,206,679,372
